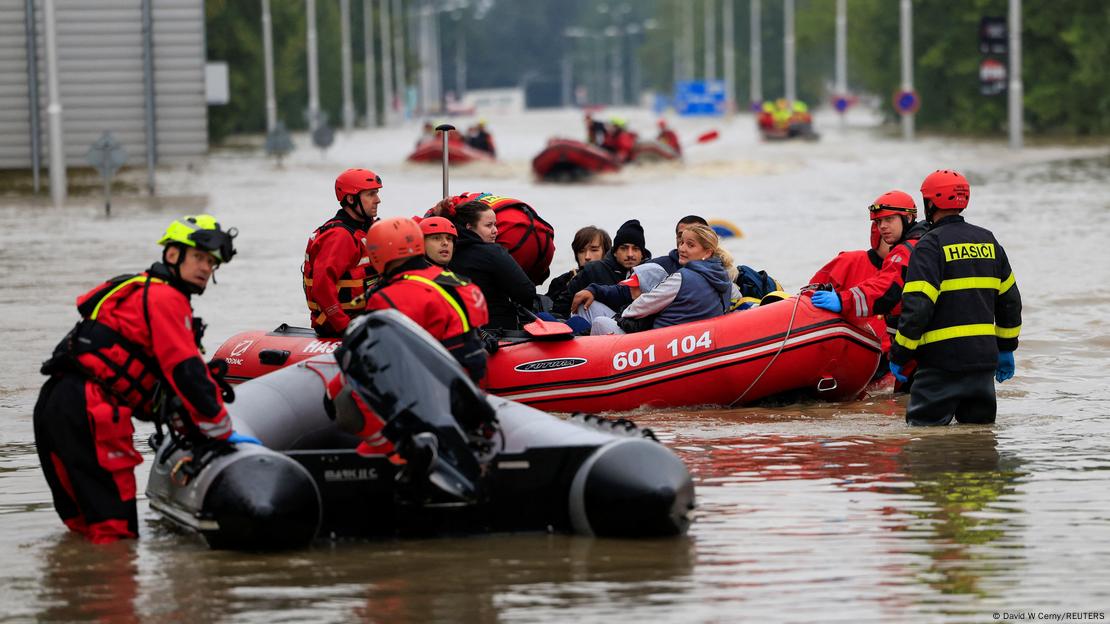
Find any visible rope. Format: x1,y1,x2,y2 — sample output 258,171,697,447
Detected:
729,293,805,407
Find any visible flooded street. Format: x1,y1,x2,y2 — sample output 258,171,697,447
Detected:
2,107,1109,622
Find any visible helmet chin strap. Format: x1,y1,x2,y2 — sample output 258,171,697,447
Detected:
924,200,939,222
347,194,372,223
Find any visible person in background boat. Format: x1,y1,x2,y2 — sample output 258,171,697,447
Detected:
465,120,496,157
601,117,637,163
416,120,436,146
573,263,670,335
585,112,607,146
434,196,536,331
657,119,682,156
420,216,457,268
650,215,780,310
303,168,381,337
757,102,776,132
568,219,650,297
890,169,1022,426
788,101,813,137
587,224,735,335
810,190,930,388
545,225,612,318
34,215,255,544
364,217,490,381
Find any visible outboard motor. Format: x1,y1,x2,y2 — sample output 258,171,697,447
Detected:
334,310,496,503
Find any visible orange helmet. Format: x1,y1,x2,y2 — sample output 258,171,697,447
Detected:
920,169,970,211
365,217,423,273
868,190,917,220
419,216,457,238
335,168,383,204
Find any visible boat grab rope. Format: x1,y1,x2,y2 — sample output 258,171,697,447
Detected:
728,292,805,407
569,412,658,441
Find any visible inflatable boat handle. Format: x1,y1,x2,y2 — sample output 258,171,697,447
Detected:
259,349,291,366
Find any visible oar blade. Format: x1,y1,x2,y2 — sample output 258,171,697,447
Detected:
696,129,720,143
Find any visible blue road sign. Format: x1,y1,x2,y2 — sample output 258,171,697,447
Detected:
674,80,726,116
893,89,920,115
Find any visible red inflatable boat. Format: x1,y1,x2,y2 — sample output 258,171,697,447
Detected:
531,138,622,181
630,140,681,163
406,137,495,164
212,298,881,413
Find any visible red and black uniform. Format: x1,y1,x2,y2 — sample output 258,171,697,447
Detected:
34,263,232,542
891,215,1022,425
832,221,931,351
366,257,490,381
303,210,374,337
808,247,888,350
658,129,681,155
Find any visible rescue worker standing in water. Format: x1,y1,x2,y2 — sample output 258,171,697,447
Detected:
364,217,490,382
890,170,1022,426
34,215,256,544
811,190,930,388
303,168,382,337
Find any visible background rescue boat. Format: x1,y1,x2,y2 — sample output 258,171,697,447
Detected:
407,137,495,164
531,138,621,181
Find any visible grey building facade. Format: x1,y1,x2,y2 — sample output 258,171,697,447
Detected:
0,0,207,170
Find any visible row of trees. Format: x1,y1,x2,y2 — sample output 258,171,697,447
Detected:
205,0,1110,141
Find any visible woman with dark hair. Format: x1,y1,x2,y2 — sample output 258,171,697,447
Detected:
438,198,536,331
545,226,611,318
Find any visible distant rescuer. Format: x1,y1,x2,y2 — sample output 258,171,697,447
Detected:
889,170,1023,426
34,215,257,543
303,168,382,337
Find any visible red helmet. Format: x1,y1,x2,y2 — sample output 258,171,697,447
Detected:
365,217,423,273
419,216,457,238
920,169,970,210
335,168,383,204
869,190,917,220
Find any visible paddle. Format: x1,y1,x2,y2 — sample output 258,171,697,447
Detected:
435,123,455,198
513,302,574,338
695,129,720,143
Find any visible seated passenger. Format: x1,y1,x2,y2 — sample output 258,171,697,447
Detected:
650,215,780,309
466,120,496,156
546,225,611,318
594,224,735,334
657,119,681,156
567,219,649,295
569,263,669,334
420,216,457,268
436,197,536,331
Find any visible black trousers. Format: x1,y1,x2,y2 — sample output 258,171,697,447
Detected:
34,374,140,542
905,367,997,426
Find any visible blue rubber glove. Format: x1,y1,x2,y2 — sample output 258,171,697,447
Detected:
227,431,262,445
811,290,842,313
889,361,908,383
996,351,1015,383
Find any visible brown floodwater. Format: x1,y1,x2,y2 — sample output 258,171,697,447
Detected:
2,108,1108,622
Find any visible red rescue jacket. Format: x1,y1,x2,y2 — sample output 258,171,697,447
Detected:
55,266,231,439
303,210,374,335
367,262,489,342
809,248,888,351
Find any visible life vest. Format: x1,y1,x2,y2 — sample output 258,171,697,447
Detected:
302,216,374,329
43,274,168,413
474,194,555,285
371,264,489,340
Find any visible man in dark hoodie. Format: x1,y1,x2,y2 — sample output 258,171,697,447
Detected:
567,219,649,295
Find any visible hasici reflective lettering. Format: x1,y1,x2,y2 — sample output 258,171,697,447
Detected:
943,243,996,262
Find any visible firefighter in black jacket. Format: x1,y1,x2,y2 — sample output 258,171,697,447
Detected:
889,170,1022,426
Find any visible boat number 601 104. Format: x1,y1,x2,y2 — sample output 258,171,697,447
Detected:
612,331,713,371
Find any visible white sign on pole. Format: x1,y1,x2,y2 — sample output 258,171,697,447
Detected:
205,62,230,105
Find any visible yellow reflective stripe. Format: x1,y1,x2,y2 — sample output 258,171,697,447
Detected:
999,272,1016,294
903,280,939,302
894,332,920,350
941,276,1001,293
401,274,469,332
303,277,363,288
90,276,165,319
996,324,1021,339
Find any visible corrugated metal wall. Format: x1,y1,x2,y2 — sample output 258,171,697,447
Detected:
0,0,207,169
